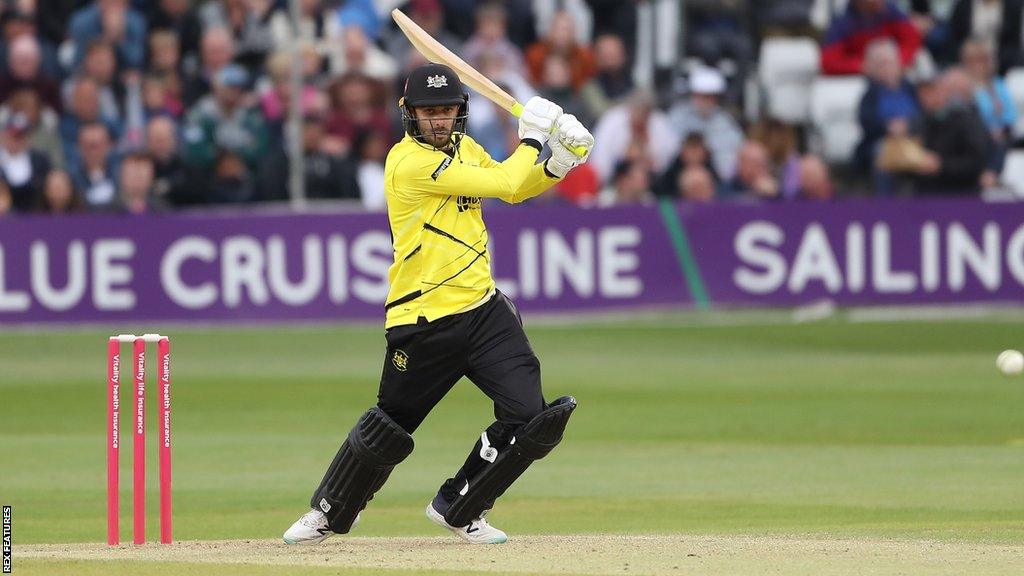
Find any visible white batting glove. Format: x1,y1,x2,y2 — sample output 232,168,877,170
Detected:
518,96,562,145
552,114,594,163
545,138,581,178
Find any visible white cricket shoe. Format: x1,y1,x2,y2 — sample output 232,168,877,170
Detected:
282,508,359,545
426,500,508,544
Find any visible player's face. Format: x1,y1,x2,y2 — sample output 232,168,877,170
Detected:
413,105,458,148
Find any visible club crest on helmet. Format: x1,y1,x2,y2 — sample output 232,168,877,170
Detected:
427,75,448,88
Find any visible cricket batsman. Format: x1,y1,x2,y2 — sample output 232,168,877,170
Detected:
283,63,594,545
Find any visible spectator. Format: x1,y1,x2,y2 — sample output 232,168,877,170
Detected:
197,0,275,73
579,33,633,117
908,0,954,65
666,67,743,181
684,1,753,105
334,0,381,42
182,64,269,174
327,25,397,82
75,39,125,127
70,122,119,209
795,155,835,200
141,72,183,120
854,39,920,190
820,0,922,76
525,10,596,93
68,0,148,70
724,140,779,199
270,0,335,53
260,49,324,146
467,84,520,160
0,112,50,211
749,119,802,199
210,150,253,203
584,0,637,60
912,69,993,195
182,26,235,106
0,35,61,113
3,88,64,169
60,76,121,170
656,133,720,197
0,8,61,79
147,30,186,118
962,37,1017,181
354,129,387,210
385,0,461,67
324,73,392,157
147,0,202,61
258,111,360,202
592,90,679,185
552,163,600,206
146,115,203,206
117,151,164,214
949,0,1024,73
678,166,716,203
148,29,183,77
598,159,654,207
536,54,594,128
462,2,526,77
36,168,84,213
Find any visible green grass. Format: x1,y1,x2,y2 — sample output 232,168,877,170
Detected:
2,319,1024,553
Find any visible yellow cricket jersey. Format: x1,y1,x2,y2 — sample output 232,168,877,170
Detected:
382,134,560,328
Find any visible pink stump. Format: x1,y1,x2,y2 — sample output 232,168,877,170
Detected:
133,338,146,544
157,337,172,544
107,338,120,546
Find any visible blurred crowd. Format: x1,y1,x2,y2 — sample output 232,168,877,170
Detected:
0,0,1021,216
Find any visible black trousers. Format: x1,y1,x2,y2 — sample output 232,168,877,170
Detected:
377,290,545,506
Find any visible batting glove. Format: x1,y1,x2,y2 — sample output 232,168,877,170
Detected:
552,114,594,163
545,138,581,178
518,96,562,145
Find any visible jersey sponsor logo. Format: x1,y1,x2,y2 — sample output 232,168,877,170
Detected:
457,196,481,212
392,349,409,372
427,74,448,88
431,157,452,180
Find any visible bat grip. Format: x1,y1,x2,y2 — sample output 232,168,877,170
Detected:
511,102,589,158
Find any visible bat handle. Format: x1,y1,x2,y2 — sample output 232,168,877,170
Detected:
511,102,589,159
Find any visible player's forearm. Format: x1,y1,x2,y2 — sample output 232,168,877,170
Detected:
507,162,560,204
470,142,540,200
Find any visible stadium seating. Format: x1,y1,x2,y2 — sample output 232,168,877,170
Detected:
1003,150,1024,195
809,75,867,164
758,37,820,124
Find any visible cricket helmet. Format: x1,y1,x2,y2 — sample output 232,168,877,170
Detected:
399,63,469,148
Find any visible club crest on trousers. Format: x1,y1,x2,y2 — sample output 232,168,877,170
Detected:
392,349,409,372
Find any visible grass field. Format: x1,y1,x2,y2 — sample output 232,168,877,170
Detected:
3,315,1024,574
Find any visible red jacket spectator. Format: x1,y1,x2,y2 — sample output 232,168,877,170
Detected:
820,0,922,75
524,11,596,92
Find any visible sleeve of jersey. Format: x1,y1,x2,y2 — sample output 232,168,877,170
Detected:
396,144,541,201
506,162,561,204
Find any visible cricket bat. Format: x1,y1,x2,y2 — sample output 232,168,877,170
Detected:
391,8,587,157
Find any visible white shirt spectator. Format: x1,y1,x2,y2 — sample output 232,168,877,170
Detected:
590,95,679,185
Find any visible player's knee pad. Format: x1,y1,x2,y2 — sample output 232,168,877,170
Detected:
444,396,576,527
311,407,414,533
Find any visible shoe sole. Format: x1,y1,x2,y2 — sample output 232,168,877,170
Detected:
425,503,507,544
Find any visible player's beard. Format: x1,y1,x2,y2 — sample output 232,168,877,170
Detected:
428,127,453,150
419,119,454,150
